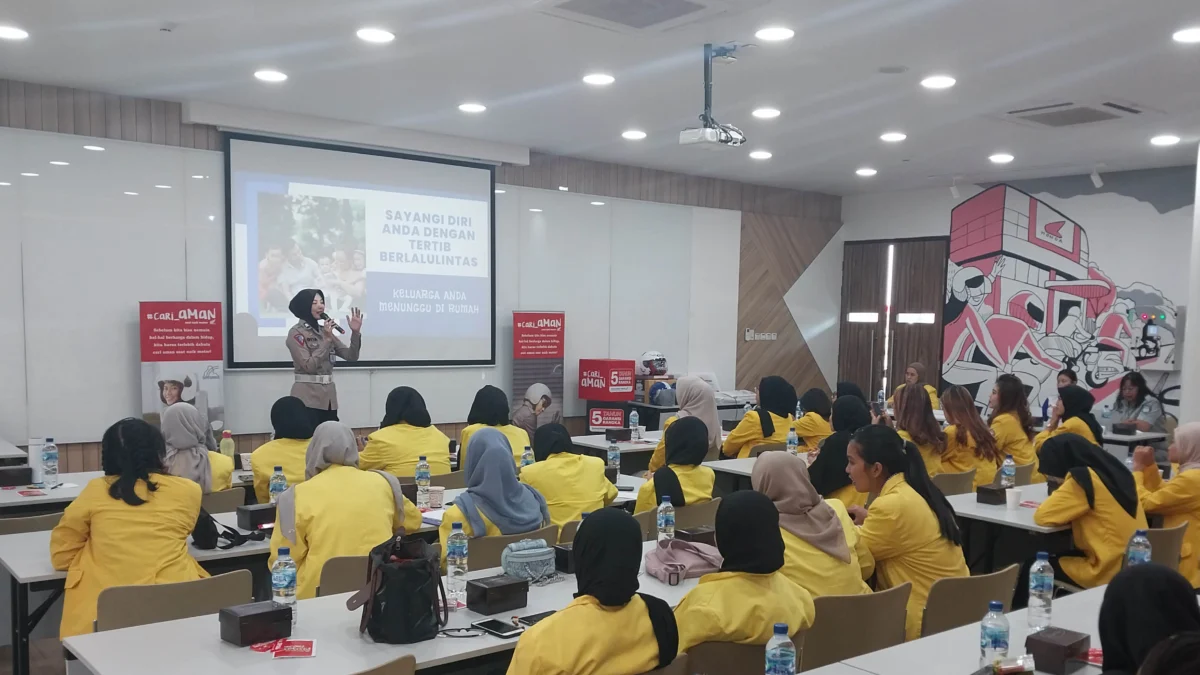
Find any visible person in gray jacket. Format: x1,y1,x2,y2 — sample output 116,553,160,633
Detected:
286,289,362,425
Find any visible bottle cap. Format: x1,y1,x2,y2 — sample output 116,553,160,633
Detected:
45,437,54,443
279,547,290,556
582,512,591,518
452,522,463,530
274,465,283,471
989,601,1003,612
1136,529,1148,536
661,495,672,504
419,455,427,461
222,430,232,437
1036,551,1049,561
774,623,788,635
1006,454,1013,459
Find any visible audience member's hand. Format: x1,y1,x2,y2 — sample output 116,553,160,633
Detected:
872,411,893,429
1131,445,1156,472
847,505,868,526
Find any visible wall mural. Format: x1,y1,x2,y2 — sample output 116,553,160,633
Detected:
941,183,1178,415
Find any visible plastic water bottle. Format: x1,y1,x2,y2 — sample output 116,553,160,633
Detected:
1101,404,1112,420
42,438,59,489
629,410,640,440
877,389,886,409
1000,454,1016,488
1028,552,1053,633
979,601,1010,667
268,466,287,504
28,438,45,488
786,428,799,455
657,495,675,541
607,442,621,470
219,430,235,458
795,400,804,420
446,523,469,610
520,446,534,469
765,623,797,674
271,547,298,626
415,456,431,509
1125,529,1152,567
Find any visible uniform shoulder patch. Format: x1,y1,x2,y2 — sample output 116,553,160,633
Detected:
294,333,305,346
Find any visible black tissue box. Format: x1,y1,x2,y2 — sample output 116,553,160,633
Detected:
554,543,574,574
977,485,1008,505
236,503,277,531
1111,422,1137,436
0,466,33,487
605,428,633,442
677,526,717,546
1025,627,1090,675
466,575,529,615
219,601,291,647
604,467,619,484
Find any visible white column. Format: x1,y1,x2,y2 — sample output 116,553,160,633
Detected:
1179,145,1200,422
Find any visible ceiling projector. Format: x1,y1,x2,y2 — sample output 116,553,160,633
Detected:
679,43,747,149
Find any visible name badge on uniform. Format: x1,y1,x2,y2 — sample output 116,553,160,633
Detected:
330,349,336,364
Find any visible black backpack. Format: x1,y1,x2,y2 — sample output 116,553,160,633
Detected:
347,534,447,644
191,508,266,550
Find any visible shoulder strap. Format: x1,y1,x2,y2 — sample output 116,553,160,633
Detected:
638,592,679,669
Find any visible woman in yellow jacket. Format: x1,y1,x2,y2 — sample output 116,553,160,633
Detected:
808,396,873,509
752,451,873,596
988,373,1040,479
1034,384,1103,450
51,419,209,637
940,385,1003,488
887,361,940,410
459,385,530,466
794,388,834,451
160,402,232,493
250,396,314,503
520,423,616,537
846,426,968,640
647,375,722,473
1130,423,1200,587
722,376,795,459
507,509,679,674
674,491,816,653
269,422,423,599
360,386,451,477
635,417,716,514
893,382,946,477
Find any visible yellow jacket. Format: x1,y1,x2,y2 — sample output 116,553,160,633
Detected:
897,430,942,477
723,411,790,459
361,423,452,477
674,570,816,653
827,482,869,509
634,464,715,514
268,465,422,599
793,412,833,451
209,451,233,493
440,505,501,569
50,474,208,638
1034,468,1147,588
991,413,1041,482
1034,417,1098,451
648,415,679,474
249,437,308,504
460,424,530,466
940,426,1000,489
859,474,969,640
520,453,617,538
888,383,940,410
508,595,662,675
1134,467,1200,587
779,499,873,597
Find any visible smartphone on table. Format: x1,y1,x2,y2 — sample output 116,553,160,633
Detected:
471,619,524,639
517,610,556,627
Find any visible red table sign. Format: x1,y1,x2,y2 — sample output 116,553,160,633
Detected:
588,407,626,432
578,359,635,402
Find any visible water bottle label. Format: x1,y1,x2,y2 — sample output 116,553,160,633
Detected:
1030,573,1054,594
765,653,795,675
271,568,296,592
1127,550,1151,566
980,626,1009,651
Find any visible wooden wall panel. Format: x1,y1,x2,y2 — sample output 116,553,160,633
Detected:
838,242,889,397
888,239,949,394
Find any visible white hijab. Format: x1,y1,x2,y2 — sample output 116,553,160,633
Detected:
161,402,213,493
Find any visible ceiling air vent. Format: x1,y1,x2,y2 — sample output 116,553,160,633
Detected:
1001,99,1152,128
534,0,767,33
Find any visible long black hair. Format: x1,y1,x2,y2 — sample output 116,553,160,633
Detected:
1119,371,1153,409
852,425,961,545
101,418,167,506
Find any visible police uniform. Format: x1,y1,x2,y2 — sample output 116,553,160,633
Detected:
286,320,361,422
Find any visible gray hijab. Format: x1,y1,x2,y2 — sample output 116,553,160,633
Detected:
454,428,550,538
161,402,213,493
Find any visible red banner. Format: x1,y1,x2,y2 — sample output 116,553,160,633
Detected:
578,359,635,402
513,311,565,359
140,302,223,362
588,407,626,432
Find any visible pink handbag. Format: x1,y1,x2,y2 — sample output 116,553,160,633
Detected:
644,539,724,586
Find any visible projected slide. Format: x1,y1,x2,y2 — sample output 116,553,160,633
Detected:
226,135,495,367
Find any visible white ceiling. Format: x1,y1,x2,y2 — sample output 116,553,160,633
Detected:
2,0,1199,195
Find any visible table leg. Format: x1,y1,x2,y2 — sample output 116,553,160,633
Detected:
10,577,28,675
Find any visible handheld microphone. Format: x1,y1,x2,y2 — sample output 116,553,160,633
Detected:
320,313,346,334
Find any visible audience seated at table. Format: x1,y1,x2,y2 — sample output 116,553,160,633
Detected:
520,423,617,539
1029,434,1146,594
835,380,867,403
987,374,1041,481
1131,422,1200,588
1035,384,1102,449
250,396,315,503
809,396,873,508
673,491,816,653
440,429,551,568
722,375,795,459
648,375,722,474
51,418,209,637
1098,564,1200,675
459,385,530,467
635,417,716,514
939,385,1003,489
360,386,452,477
752,451,873,596
1139,632,1200,675
507,509,678,674
161,401,233,493
887,361,940,410
1113,371,1168,461
845,426,968,640
269,422,422,599
793,387,834,451
893,383,946,477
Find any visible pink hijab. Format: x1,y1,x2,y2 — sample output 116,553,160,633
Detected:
675,376,722,460
751,451,851,563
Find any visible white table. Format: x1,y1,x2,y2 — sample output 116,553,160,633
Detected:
0,439,27,464
573,432,730,475
947,491,1066,536
704,457,757,478
422,475,647,531
0,472,103,514
1101,429,1167,448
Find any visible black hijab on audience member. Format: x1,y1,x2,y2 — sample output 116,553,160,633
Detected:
1039,433,1138,517
757,376,798,438
716,491,785,575
532,423,574,462
836,381,867,403
809,396,872,496
466,385,510,427
288,289,323,332
271,396,316,440
1099,564,1200,675
573,509,678,669
1058,384,1105,444
652,417,710,508
799,388,833,420
379,386,432,428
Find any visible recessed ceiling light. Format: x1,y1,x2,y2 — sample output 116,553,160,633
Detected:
20,172,38,177
920,74,956,89
1150,134,1181,147
208,215,216,221
529,208,543,213
124,191,139,196
989,153,1015,164
621,129,647,140
749,150,772,160
0,182,10,187
582,73,615,86
356,27,395,44
0,25,29,40
752,107,781,119
191,175,205,179
49,161,69,166
558,186,569,191
1173,27,1200,43
590,201,605,206
254,69,287,83
458,102,486,113
83,145,105,152
155,184,172,189
494,189,506,194
755,26,794,41
856,167,878,177
880,132,907,142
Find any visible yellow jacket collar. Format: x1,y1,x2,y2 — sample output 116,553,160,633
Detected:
879,473,907,497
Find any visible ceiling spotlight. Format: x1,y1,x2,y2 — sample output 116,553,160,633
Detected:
191,175,205,179
254,69,287,83
494,189,506,194
558,186,569,191
155,184,172,189
1090,169,1103,189
1151,134,1181,147
755,26,794,41
458,102,486,113
0,25,29,40
989,153,1015,164
856,167,877,177
920,75,956,90
356,27,395,43
590,201,605,206
880,132,907,142
208,215,216,221
20,172,38,177
0,182,10,186
752,107,781,119
749,150,772,160
1173,27,1200,43
83,145,105,152
621,129,647,140
124,191,139,196
49,161,69,166
529,208,543,213
582,73,615,86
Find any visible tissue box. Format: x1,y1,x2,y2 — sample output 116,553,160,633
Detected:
219,601,291,647
554,543,574,574
605,428,633,442
1111,422,1137,436
604,467,619,484
1025,627,1090,675
236,503,277,531
466,575,529,615
677,527,717,546
0,466,33,487
977,485,1008,505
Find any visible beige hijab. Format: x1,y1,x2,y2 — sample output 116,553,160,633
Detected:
751,451,851,563
675,376,723,460
161,402,213,493
1175,422,1200,473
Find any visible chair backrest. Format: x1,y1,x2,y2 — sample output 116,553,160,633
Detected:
317,555,369,597
1147,522,1189,571
96,570,253,632
0,512,62,534
643,654,688,675
349,655,417,675
1165,412,1179,446
685,632,803,675
931,469,976,496
633,510,657,542
201,487,245,514
430,471,466,489
751,443,786,458
559,519,582,544
676,498,722,531
469,524,560,570
920,564,1020,637
1014,463,1035,486
800,582,911,671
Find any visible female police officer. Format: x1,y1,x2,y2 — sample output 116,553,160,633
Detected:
286,289,362,425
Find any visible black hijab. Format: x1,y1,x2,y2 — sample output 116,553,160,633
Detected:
1059,384,1105,444
1039,434,1138,517
809,396,872,496
573,509,678,668
532,423,574,462
271,396,315,440
757,376,797,437
799,388,832,420
716,491,785,575
288,289,323,332
380,386,432,428
836,381,867,403
652,417,710,508
1099,564,1200,675
466,385,510,426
